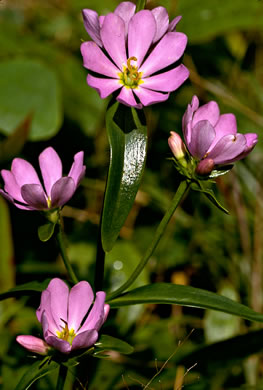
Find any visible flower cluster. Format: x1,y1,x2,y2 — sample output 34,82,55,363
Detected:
0,147,85,211
169,96,258,177
81,1,189,108
17,278,110,354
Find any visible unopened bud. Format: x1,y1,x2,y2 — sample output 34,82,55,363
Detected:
196,158,215,176
168,131,186,160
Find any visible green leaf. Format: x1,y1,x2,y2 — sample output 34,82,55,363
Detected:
0,197,14,292
15,358,59,390
38,223,56,242
94,334,134,355
136,0,146,12
108,283,263,323
0,59,62,141
101,101,147,252
191,181,229,214
0,280,50,301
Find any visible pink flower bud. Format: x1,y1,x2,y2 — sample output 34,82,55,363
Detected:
16,335,50,355
168,131,186,160
195,158,215,176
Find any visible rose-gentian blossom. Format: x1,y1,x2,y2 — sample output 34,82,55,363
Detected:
0,147,86,210
169,95,258,175
81,1,189,108
16,278,110,354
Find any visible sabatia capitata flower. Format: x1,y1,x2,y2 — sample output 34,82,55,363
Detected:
0,147,86,211
17,278,110,354
81,2,189,108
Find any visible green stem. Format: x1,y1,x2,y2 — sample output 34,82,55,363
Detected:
56,224,79,284
56,365,68,390
107,180,190,301
135,0,146,12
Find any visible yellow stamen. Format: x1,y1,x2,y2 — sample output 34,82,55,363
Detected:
56,320,76,345
118,56,143,89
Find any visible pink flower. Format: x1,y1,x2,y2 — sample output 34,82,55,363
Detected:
182,95,258,168
81,2,189,108
0,147,86,210
16,278,110,354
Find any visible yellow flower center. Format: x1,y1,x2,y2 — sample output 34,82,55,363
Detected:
56,320,76,345
119,57,143,89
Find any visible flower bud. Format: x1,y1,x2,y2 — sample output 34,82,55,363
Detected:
168,132,186,160
195,158,215,176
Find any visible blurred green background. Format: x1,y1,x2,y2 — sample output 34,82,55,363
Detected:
0,0,263,388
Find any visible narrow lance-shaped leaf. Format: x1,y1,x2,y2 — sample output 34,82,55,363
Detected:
0,280,50,300
15,358,59,390
94,334,134,355
101,101,147,252
108,283,263,323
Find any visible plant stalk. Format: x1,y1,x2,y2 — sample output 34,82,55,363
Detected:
56,365,68,390
107,180,190,301
56,224,79,284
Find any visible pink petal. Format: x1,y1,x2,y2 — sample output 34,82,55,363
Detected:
208,133,247,164
46,279,69,330
67,281,94,332
45,335,71,354
39,147,62,198
192,101,220,128
81,41,119,78
114,1,136,37
117,87,142,108
244,133,258,149
11,158,42,188
221,133,258,164
142,64,189,92
1,170,24,203
128,10,156,68
72,329,98,350
140,32,187,77
68,151,86,187
82,9,103,47
188,120,216,159
134,87,169,106
21,184,48,209
50,177,76,208
36,290,59,334
208,113,237,151
87,74,121,98
100,13,127,70
80,292,106,332
182,96,199,146
103,304,110,323
168,15,182,32
151,7,169,43
16,335,50,355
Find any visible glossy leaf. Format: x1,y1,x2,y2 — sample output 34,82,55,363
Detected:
101,101,147,252
108,283,263,323
15,358,59,390
94,334,134,355
0,280,50,301
0,59,62,141
38,222,56,242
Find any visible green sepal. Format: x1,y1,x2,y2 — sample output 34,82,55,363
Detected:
14,357,59,390
94,334,134,356
101,101,147,252
191,180,229,214
38,222,56,242
108,283,263,323
135,0,146,12
0,279,50,300
202,164,233,179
